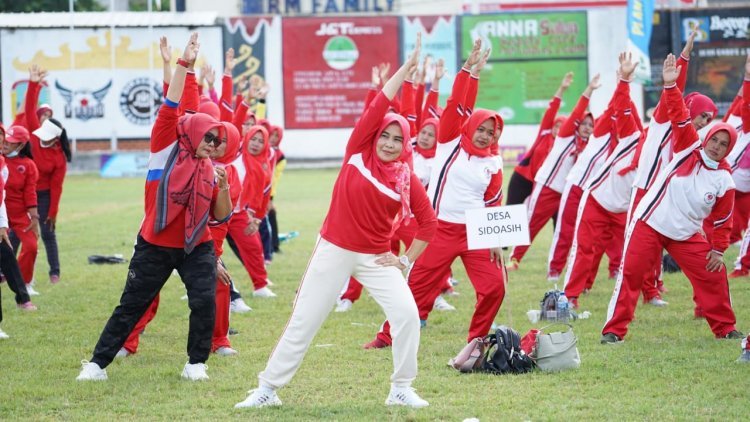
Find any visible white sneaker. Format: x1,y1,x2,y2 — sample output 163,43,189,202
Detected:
335,299,353,313
253,286,277,298
648,297,669,307
76,360,108,381
180,294,188,301
448,277,460,286
115,347,130,358
26,284,40,296
234,387,282,408
181,362,209,381
433,296,456,311
0,328,9,339
215,346,239,356
230,298,253,313
385,386,429,408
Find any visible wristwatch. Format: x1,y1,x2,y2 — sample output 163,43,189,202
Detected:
398,255,411,268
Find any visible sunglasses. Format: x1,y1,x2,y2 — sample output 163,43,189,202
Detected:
203,132,224,148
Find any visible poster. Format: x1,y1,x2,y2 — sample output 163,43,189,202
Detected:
460,12,588,124
0,27,223,140
401,16,458,104
627,0,655,82
223,17,269,94
282,17,400,129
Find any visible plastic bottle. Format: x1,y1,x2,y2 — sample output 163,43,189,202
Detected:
557,292,569,322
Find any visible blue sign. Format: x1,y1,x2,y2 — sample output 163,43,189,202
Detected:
627,0,655,81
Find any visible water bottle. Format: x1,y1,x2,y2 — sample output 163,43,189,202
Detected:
557,292,569,322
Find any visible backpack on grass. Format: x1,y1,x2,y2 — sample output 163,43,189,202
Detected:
481,326,534,374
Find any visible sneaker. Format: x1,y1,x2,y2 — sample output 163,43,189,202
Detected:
76,360,108,381
253,286,277,298
724,330,745,340
215,346,239,356
115,347,130,358
228,327,239,336
420,319,427,329
570,297,579,310
443,287,460,297
181,362,209,381
26,284,40,296
180,294,189,301
433,296,456,311
656,279,668,293
505,258,519,272
50,274,60,284
234,387,282,408
230,298,253,313
385,386,429,408
648,297,669,307
0,328,8,339
448,277,460,286
600,333,623,345
738,350,750,363
729,268,749,279
17,301,37,311
335,299,353,313
363,337,390,349
547,271,560,282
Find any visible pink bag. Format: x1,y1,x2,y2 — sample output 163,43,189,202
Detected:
448,337,487,373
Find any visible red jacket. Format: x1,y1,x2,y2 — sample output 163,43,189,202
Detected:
4,156,38,218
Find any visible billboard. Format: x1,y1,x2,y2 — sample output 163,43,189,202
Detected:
401,16,458,104
0,27,223,140
281,17,400,129
460,12,589,124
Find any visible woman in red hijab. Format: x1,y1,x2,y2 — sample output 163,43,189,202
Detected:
236,36,436,410
77,34,233,382
602,54,743,344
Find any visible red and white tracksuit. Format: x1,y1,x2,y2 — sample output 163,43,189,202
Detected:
510,93,591,264
603,84,738,339
725,105,750,244
4,155,38,284
257,92,436,390
564,80,638,299
375,68,505,345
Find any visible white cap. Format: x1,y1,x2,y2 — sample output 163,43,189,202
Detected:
32,119,63,141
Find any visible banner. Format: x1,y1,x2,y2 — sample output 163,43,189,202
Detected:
460,12,588,124
1,27,223,140
281,17,400,129
626,0,655,82
223,17,269,95
465,205,530,249
401,16,457,104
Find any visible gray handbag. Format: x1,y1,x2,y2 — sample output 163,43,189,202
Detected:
530,323,580,372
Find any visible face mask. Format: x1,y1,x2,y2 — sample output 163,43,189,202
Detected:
700,149,719,170
5,148,19,158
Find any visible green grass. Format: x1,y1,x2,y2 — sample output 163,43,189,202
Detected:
1,169,748,421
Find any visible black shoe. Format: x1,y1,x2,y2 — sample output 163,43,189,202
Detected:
724,330,744,339
600,333,623,345
228,327,239,336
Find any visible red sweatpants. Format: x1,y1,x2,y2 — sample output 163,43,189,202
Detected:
377,221,505,344
341,221,417,303
9,213,38,284
738,218,750,270
548,184,583,274
227,212,268,290
211,277,231,352
123,294,160,354
510,184,561,263
730,191,750,244
602,221,737,339
563,194,626,299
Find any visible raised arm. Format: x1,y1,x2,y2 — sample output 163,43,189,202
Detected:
662,54,700,154
467,48,491,114
159,36,172,90
400,79,418,137
25,65,47,132
540,72,572,134
421,59,444,123
558,74,600,138
614,52,638,138
439,38,481,143
676,30,697,92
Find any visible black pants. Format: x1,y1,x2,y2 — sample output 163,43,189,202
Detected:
91,236,216,369
259,216,273,261
505,171,534,206
269,207,280,252
0,241,30,304
37,190,61,276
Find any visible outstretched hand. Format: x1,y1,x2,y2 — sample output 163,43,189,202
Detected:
560,72,574,89
682,28,698,58
29,64,48,83
159,36,171,63
618,51,639,80
662,53,681,86
182,32,200,63
464,38,482,68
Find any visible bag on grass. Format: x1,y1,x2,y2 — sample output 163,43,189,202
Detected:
481,326,534,374
530,323,580,372
448,337,487,373
662,253,681,273
88,255,127,265
540,289,561,321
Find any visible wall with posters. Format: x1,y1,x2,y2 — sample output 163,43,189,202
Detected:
401,16,458,105
0,27,223,141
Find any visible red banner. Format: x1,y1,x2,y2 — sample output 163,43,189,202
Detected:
282,17,400,129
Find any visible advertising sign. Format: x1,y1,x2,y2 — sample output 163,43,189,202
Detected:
401,16,458,104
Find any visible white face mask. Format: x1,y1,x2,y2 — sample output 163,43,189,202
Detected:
5,149,19,158
700,149,719,170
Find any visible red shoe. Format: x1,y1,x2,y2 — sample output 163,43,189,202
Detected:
656,279,668,293
363,337,390,349
729,268,749,279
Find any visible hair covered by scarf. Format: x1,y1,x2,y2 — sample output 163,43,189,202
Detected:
460,109,503,158
675,122,737,177
215,122,241,165
155,112,222,253
414,118,439,159
371,113,413,229
241,125,273,213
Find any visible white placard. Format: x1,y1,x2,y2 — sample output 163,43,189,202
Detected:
465,204,530,250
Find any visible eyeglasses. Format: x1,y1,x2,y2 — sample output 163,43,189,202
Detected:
203,132,223,148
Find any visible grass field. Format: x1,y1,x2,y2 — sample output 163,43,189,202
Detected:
1,169,748,421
